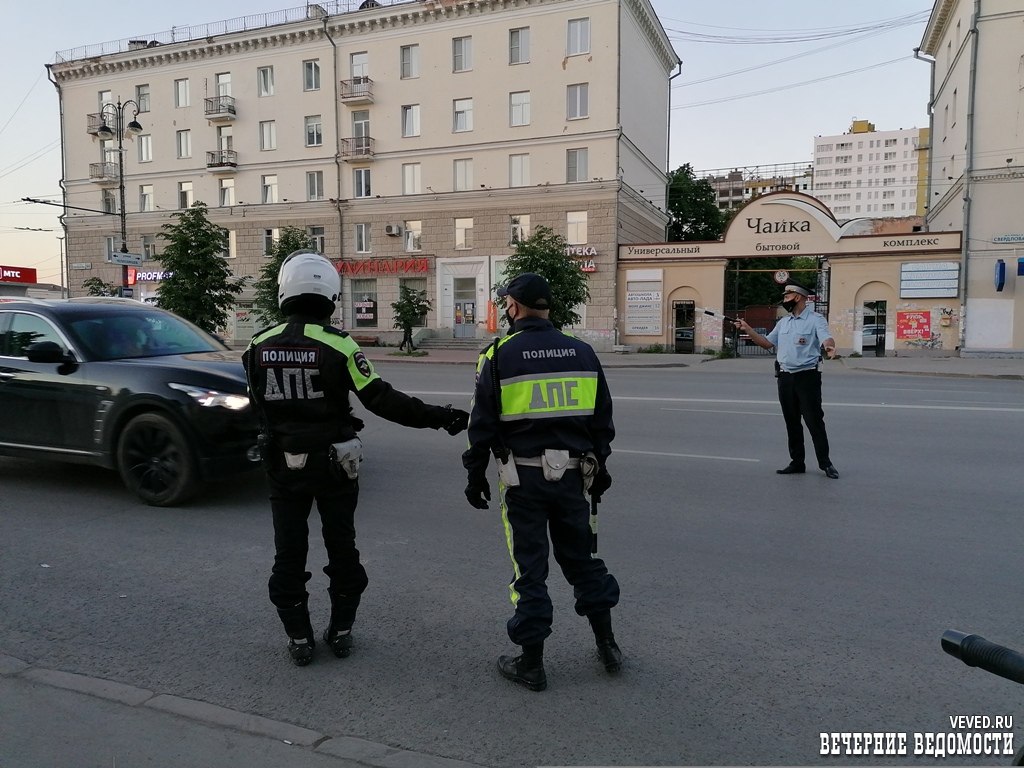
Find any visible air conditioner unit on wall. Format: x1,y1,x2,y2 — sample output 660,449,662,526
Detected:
384,224,402,236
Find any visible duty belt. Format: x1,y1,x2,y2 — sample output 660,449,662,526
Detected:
514,455,581,468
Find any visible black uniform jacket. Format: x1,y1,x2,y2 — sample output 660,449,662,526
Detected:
462,316,614,478
244,315,446,452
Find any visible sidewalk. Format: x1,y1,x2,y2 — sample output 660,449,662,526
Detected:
360,345,1024,380
0,654,487,768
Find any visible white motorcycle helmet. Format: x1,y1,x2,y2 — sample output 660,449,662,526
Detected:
277,249,341,315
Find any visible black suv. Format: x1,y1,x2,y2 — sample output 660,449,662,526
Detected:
0,298,259,506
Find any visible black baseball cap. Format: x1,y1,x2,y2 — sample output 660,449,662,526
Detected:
496,272,552,309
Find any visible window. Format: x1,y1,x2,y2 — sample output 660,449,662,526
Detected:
567,83,589,120
303,60,321,91
404,220,422,251
260,121,277,151
400,44,419,79
402,105,420,137
455,218,473,249
5,313,66,358
215,72,231,97
138,135,152,163
307,170,324,201
174,79,189,107
884,152,897,161
262,175,278,204
305,115,322,147
510,91,530,126
352,279,377,328
355,223,371,254
141,235,158,260
350,52,369,84
509,154,530,187
139,185,153,212
104,236,117,260
136,84,150,112
217,125,233,151
510,214,530,243
354,168,371,198
453,37,473,72
220,230,237,259
510,27,530,64
453,98,473,132
219,178,235,207
454,159,473,191
567,18,590,56
307,226,325,253
102,189,117,214
567,211,587,244
566,148,588,183
176,129,191,159
402,163,421,195
257,66,274,97
263,228,279,255
178,181,193,209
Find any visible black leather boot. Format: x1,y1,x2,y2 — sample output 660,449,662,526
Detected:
276,601,315,666
588,610,623,672
497,643,546,691
323,589,360,658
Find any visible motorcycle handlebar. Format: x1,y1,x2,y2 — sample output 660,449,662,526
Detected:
942,629,1024,686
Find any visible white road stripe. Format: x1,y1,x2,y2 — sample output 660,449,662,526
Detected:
615,448,759,463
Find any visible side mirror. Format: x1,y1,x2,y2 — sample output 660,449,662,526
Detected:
25,341,74,365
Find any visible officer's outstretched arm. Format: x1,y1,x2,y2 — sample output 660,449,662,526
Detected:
356,377,467,432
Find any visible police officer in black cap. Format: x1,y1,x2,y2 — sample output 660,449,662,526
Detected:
244,250,469,666
462,272,621,691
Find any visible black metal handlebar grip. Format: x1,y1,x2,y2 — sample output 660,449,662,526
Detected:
941,629,1024,685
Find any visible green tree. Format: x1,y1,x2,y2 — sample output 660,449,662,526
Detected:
496,225,589,329
156,202,243,333
666,163,726,242
81,277,118,297
391,285,431,351
251,227,315,326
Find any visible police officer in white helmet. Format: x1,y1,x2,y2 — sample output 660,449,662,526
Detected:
244,250,469,666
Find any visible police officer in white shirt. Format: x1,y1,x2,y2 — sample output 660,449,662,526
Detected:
734,284,839,480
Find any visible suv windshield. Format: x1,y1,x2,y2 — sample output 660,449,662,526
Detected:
66,309,224,360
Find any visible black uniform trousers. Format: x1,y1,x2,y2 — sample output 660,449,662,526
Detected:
265,451,368,610
501,466,619,647
777,369,831,470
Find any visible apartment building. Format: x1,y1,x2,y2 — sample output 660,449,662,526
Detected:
699,162,814,211
810,120,929,222
921,0,1024,353
48,0,679,349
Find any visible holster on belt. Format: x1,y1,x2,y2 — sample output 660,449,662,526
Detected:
330,437,362,480
541,449,571,482
283,452,308,470
580,452,599,492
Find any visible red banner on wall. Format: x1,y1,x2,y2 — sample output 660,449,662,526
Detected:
0,265,37,284
896,310,931,340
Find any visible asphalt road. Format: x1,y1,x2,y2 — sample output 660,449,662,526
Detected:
2,361,1023,767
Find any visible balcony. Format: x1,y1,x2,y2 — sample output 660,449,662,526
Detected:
89,162,118,184
206,149,238,172
341,136,375,162
204,95,236,121
340,77,374,105
86,113,105,135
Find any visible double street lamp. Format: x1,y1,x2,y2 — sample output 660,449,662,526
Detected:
95,99,143,297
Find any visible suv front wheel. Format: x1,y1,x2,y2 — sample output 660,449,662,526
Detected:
117,413,200,506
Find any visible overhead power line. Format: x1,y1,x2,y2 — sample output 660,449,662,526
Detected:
663,10,930,45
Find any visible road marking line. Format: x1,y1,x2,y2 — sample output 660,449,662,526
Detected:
615,448,759,463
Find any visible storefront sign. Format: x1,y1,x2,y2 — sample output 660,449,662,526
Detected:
575,258,597,273
339,258,429,275
625,290,662,335
0,265,37,284
993,234,1024,243
565,246,598,256
129,269,172,283
897,311,931,340
899,261,959,298
354,299,378,323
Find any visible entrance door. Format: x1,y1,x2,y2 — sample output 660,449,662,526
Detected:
673,300,695,354
863,300,887,356
453,277,476,338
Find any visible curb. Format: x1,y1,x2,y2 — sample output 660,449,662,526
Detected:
1,654,489,768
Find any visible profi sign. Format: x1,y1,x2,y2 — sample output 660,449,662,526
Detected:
0,265,38,284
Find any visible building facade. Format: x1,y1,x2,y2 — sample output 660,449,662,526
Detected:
920,0,1024,354
699,162,814,212
810,120,929,223
48,0,678,350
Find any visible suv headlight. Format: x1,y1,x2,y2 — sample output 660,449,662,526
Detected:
168,383,250,411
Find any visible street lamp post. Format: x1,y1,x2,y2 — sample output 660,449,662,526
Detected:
95,99,143,297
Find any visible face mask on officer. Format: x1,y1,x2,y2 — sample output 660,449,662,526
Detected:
781,297,799,313
505,299,519,329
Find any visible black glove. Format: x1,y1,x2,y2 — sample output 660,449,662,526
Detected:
465,476,491,509
439,405,469,436
590,468,612,499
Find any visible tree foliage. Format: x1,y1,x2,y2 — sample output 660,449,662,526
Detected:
391,285,431,350
496,225,589,330
156,202,243,333
82,277,118,297
666,163,726,242
251,227,315,326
